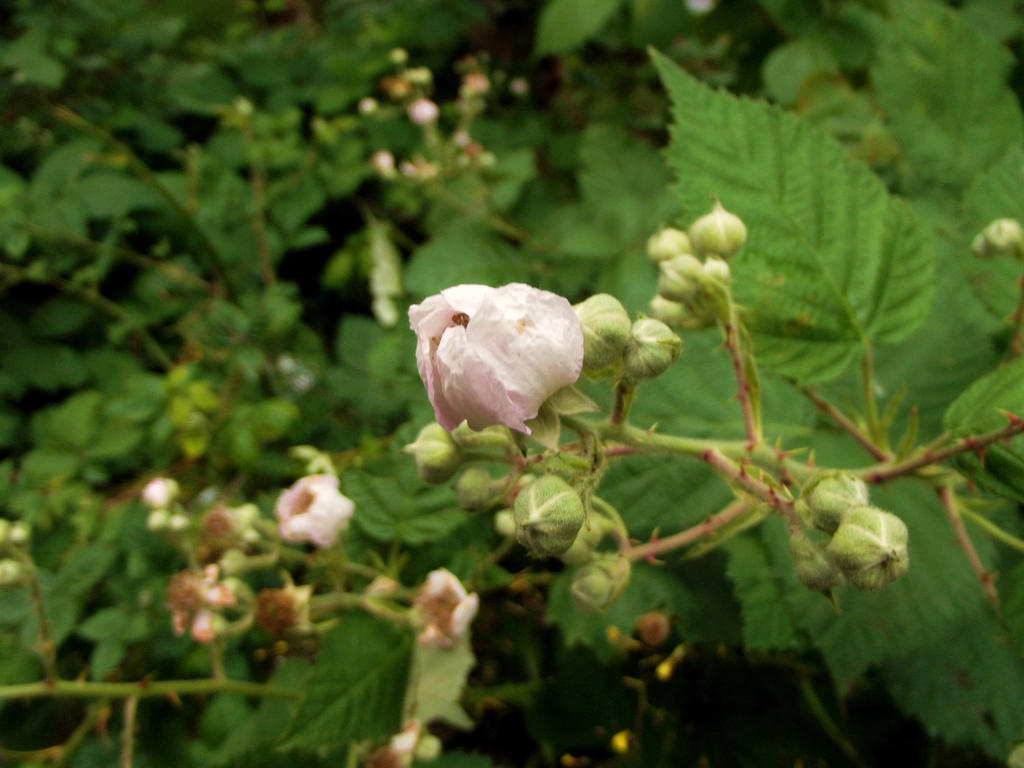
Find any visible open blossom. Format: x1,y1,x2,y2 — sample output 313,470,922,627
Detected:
408,283,584,433
275,474,354,548
407,98,439,125
414,568,479,647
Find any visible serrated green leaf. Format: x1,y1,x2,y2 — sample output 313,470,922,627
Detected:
283,614,412,749
347,463,469,546
652,51,935,384
534,0,623,56
870,0,1024,190
943,355,1024,502
405,223,521,297
961,145,1024,321
723,532,801,652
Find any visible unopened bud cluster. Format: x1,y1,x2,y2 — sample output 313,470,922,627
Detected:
791,472,909,593
971,218,1024,260
574,294,682,383
0,519,31,588
647,199,746,329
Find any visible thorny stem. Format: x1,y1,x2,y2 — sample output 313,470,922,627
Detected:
801,387,891,462
699,448,797,522
858,415,1024,484
960,507,1024,554
722,317,759,448
121,697,138,768
625,500,751,561
0,678,301,702
609,381,635,426
938,485,999,607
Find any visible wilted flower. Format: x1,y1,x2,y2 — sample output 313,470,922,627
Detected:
256,582,313,636
414,568,479,647
275,475,354,548
167,566,236,644
367,721,422,768
408,98,440,125
142,477,179,509
408,283,584,433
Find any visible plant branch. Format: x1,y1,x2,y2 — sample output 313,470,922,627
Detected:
121,696,138,768
859,415,1024,484
938,485,998,607
722,319,759,447
609,381,635,426
801,387,891,462
28,574,59,683
0,677,300,702
626,500,751,561
960,506,1024,554
699,448,796,519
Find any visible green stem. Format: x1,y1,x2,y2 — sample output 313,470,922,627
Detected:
961,507,1024,554
0,677,300,702
801,386,890,462
721,306,759,447
609,381,636,426
937,486,998,606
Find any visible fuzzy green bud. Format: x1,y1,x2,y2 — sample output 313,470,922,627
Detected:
702,256,730,284
455,467,499,511
789,529,844,592
574,294,632,376
569,555,631,613
646,227,692,263
450,423,513,451
493,508,516,538
689,200,747,258
622,319,682,381
560,517,608,566
971,218,1024,260
8,521,30,546
826,506,909,592
513,475,585,558
403,422,464,485
800,472,869,535
146,509,171,532
0,559,25,588
657,254,704,304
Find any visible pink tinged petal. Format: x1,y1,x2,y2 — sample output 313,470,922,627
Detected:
418,624,450,647
191,610,216,643
450,593,479,637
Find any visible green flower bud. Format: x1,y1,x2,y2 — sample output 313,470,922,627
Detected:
689,199,747,258
622,319,682,381
560,517,608,566
146,509,171,532
826,506,909,592
569,555,631,613
574,294,632,376
513,475,585,558
789,529,844,592
402,422,464,485
455,467,499,511
657,254,704,304
219,548,249,577
0,559,25,588
493,508,516,538
800,472,869,535
449,423,513,451
646,227,692,263
415,734,443,762
8,521,30,546
168,514,191,532
702,256,730,284
971,218,1024,260
1008,742,1024,768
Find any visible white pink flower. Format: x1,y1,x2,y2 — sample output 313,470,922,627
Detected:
407,98,439,125
408,283,583,434
414,568,479,647
275,475,354,548
142,477,179,509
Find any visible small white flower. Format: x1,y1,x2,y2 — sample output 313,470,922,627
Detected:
685,0,716,14
370,149,396,177
275,475,354,548
408,283,584,433
358,97,379,115
414,568,480,647
142,477,179,509
407,98,440,125
508,76,529,97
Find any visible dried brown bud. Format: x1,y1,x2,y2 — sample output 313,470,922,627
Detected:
635,611,671,647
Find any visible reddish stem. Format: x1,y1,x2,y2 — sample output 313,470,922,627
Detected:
625,501,751,561
937,486,998,607
802,387,891,462
724,323,759,449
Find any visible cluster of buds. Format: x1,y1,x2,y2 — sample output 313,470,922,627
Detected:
569,555,631,613
413,568,479,647
199,503,262,561
0,519,31,588
574,293,682,383
142,477,192,534
971,217,1024,260
647,199,746,329
791,473,909,593
513,475,585,558
166,564,243,644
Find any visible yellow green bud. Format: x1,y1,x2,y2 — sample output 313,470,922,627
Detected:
0,559,25,588
826,506,909,592
402,422,464,485
971,218,1024,260
800,471,869,535
569,555,631,613
657,254,704,303
560,517,608,566
574,294,632,377
702,256,730,283
789,529,844,592
622,319,682,381
513,475,585,558
493,508,516,538
455,466,499,511
689,199,747,258
646,227,692,263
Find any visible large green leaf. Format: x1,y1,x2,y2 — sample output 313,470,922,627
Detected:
723,533,802,652
943,355,1024,502
534,0,623,56
652,51,935,384
870,0,1024,191
284,615,412,749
